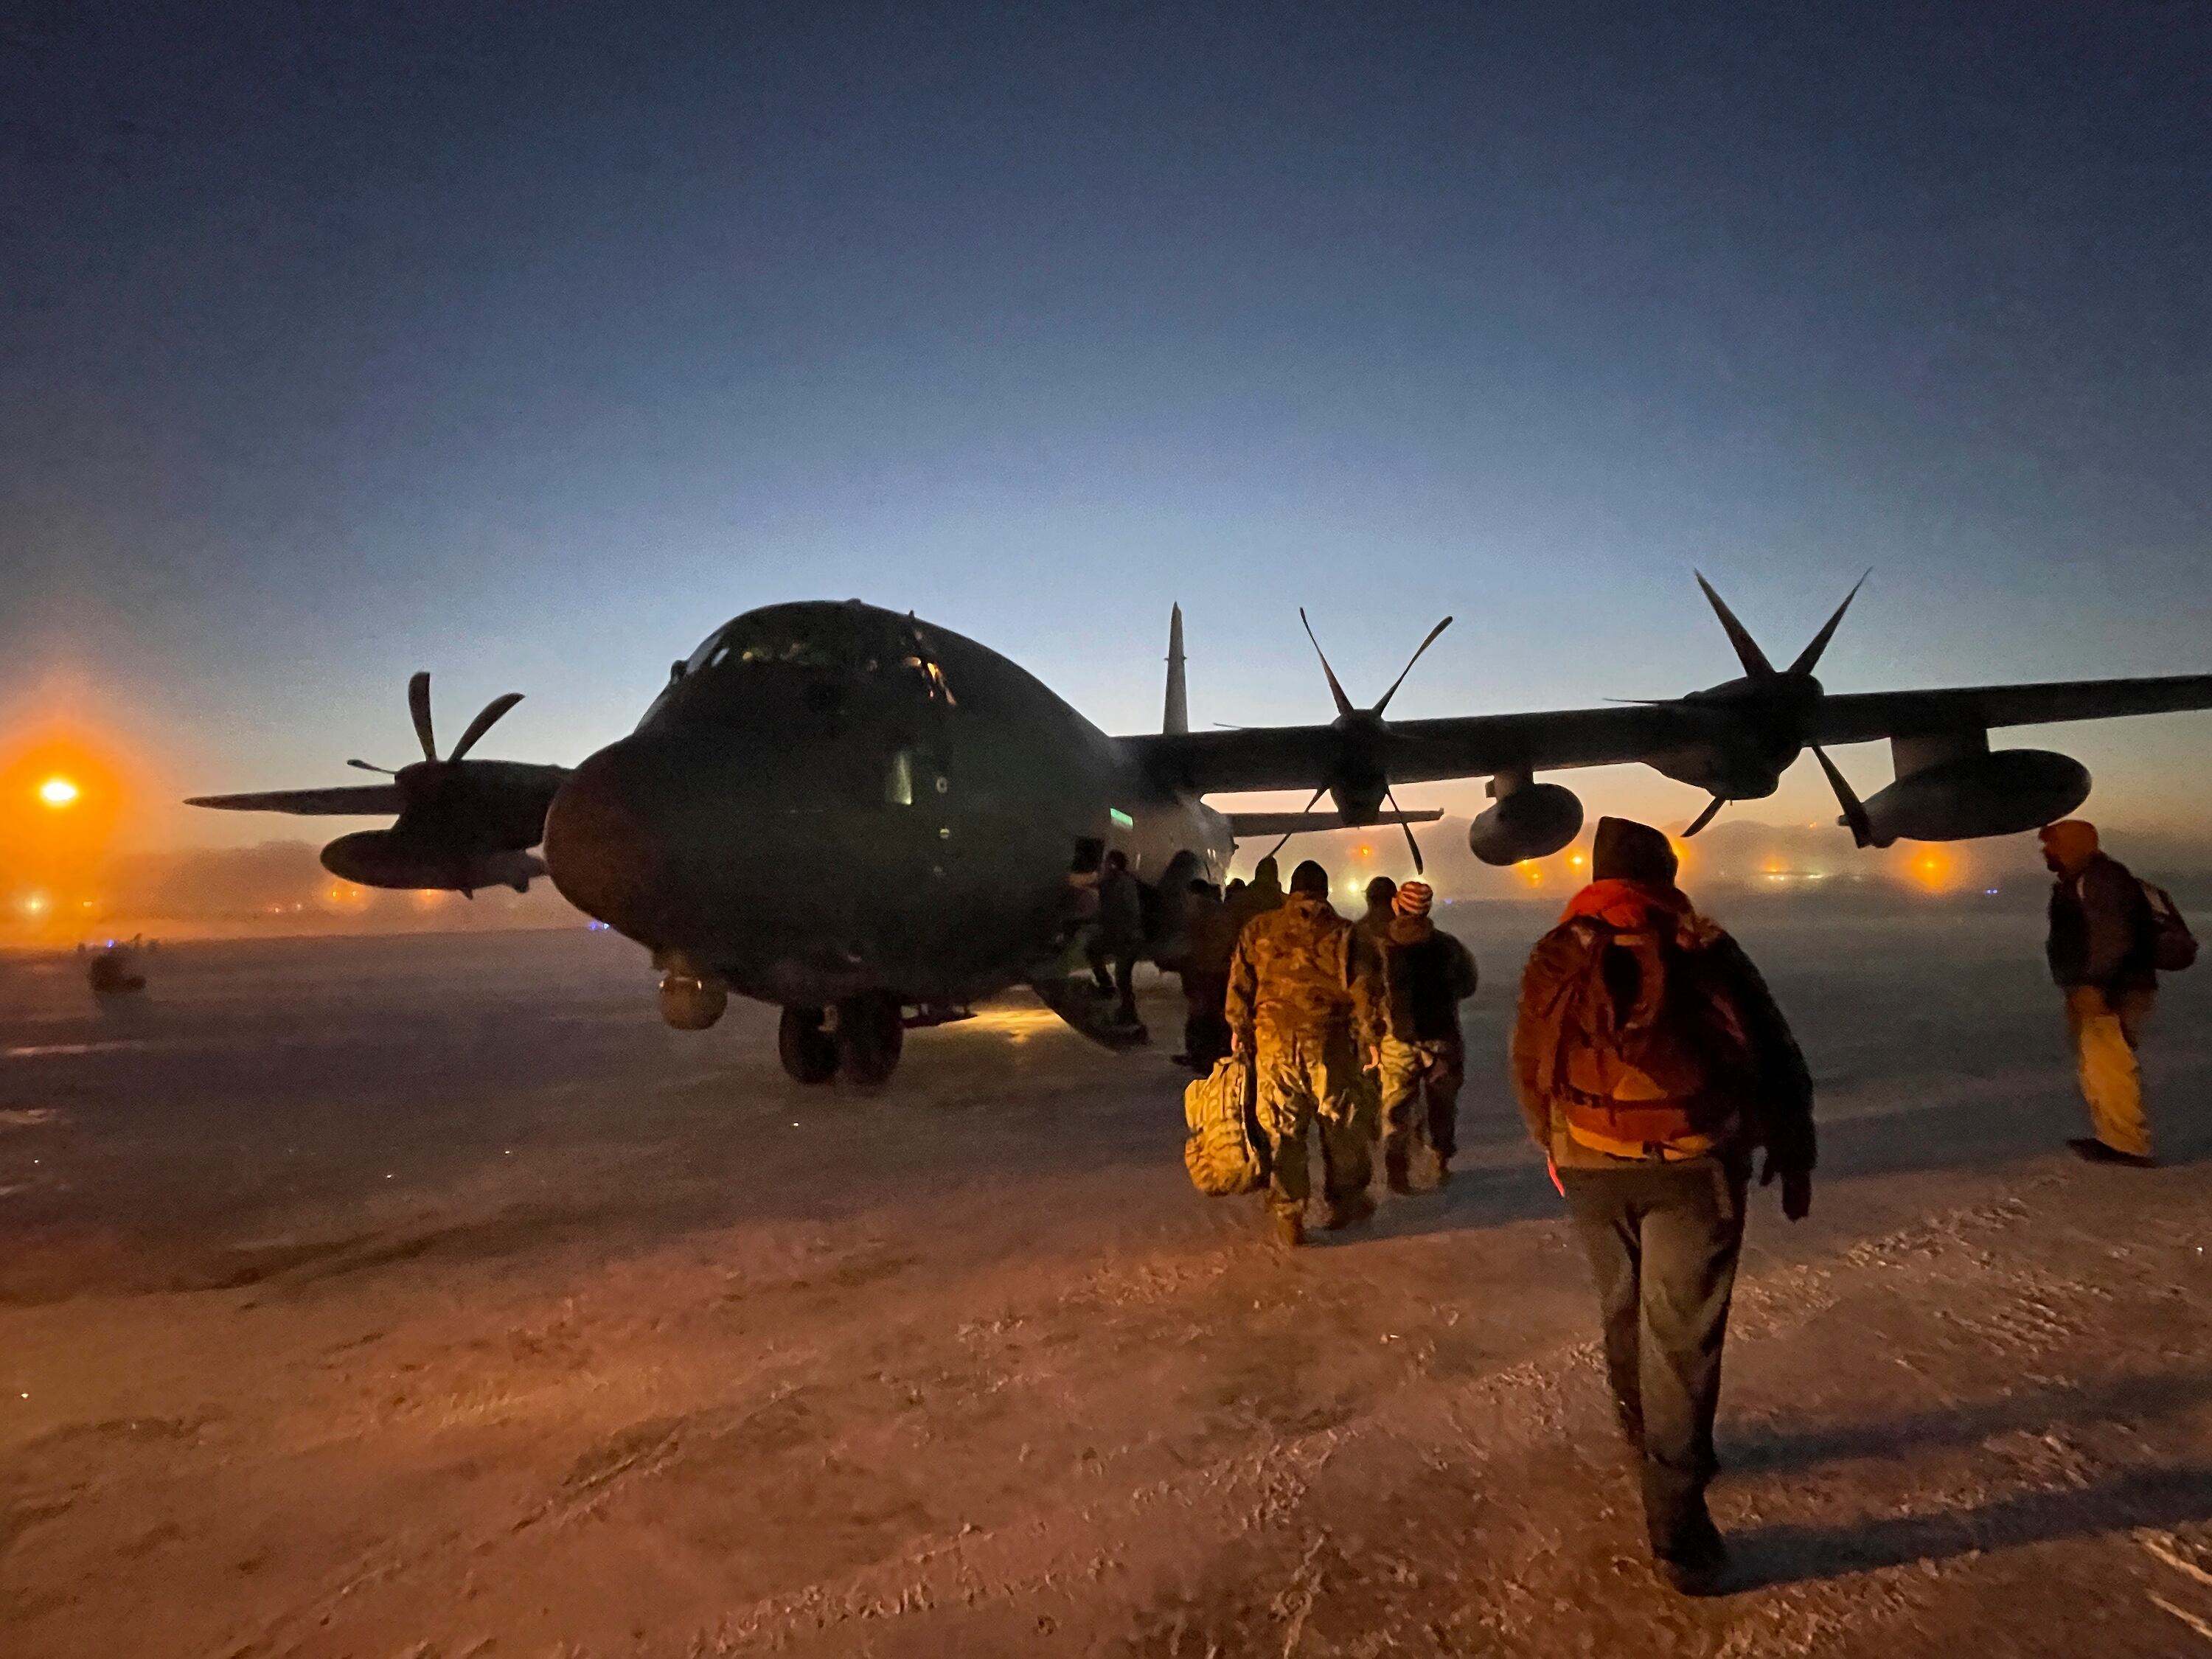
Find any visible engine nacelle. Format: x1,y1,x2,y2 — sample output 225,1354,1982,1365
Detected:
1327,778,1389,827
658,968,728,1031
320,831,546,894
1469,782,1585,866
1860,749,2090,846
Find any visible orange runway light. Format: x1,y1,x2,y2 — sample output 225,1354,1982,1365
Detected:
1903,846,1959,892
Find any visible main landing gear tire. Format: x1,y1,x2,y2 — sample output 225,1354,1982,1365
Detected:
834,992,905,1085
777,1006,839,1084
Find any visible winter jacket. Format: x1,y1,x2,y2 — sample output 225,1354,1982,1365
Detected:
1096,867,1147,955
1225,892,1382,1046
1379,918,1479,1045
2047,854,2157,993
1181,891,1241,980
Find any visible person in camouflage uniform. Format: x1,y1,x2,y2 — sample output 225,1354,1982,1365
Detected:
1225,858,1383,1248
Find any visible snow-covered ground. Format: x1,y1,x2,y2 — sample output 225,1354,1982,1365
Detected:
2,902,2209,1658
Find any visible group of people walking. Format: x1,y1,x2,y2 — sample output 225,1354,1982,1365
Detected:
1168,856,1478,1248
1166,813,2185,1596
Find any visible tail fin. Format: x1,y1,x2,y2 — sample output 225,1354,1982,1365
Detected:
1163,603,1189,734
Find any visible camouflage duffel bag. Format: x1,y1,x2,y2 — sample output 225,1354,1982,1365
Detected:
1183,1053,1269,1196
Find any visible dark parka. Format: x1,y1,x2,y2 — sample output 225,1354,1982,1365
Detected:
2047,853,2157,994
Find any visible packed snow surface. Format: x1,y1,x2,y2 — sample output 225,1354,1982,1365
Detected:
2,902,2209,1657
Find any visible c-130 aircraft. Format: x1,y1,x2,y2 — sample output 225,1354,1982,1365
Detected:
192,577,2212,1085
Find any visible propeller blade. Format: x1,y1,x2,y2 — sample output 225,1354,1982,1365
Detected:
1812,744,1876,849
1787,570,1871,678
345,759,396,774
1298,608,1357,720
407,671,438,762
1371,616,1454,717
1694,572,1775,680
1385,785,1425,875
1684,793,1728,837
1267,785,1331,865
448,692,524,762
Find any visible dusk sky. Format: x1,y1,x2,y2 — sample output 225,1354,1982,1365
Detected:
6,2,2208,850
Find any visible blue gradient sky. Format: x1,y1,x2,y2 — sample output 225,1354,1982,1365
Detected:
6,2,2208,847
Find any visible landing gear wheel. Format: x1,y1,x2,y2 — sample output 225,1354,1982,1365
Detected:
777,1006,838,1084
834,992,905,1085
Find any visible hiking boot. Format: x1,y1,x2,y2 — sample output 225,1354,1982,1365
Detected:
1655,1546,1730,1598
1654,1520,1730,1597
1322,1192,1377,1231
2068,1136,2157,1169
1271,1211,1307,1250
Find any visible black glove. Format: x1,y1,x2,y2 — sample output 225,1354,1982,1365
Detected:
1760,1152,1813,1222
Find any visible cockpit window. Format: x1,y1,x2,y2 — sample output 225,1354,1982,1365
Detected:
674,605,958,703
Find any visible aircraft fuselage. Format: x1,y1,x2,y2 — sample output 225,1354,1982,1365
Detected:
543,602,1231,1011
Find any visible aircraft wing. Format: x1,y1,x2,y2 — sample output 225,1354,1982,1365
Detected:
1806,673,2212,746
1127,672,2212,796
1225,807,1444,839
184,784,407,815
1130,703,1712,795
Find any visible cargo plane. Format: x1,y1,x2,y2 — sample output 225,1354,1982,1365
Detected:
191,579,2212,1083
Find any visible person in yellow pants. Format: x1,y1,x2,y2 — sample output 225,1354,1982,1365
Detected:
2041,821,2159,1166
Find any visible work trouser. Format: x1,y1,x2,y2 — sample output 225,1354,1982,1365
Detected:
1087,936,1139,1023
1376,1034,1464,1164
1180,972,1231,1073
1253,1027,1375,1219
1559,1156,1747,1563
2065,985,2156,1158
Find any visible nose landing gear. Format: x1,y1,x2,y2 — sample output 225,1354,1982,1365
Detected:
776,992,906,1085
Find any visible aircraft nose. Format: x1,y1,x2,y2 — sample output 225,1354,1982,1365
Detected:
543,740,675,937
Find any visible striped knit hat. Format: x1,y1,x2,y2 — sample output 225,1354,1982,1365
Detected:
1392,880,1433,919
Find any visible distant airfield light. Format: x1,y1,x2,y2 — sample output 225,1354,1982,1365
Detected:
1908,847,1956,892
37,776,79,807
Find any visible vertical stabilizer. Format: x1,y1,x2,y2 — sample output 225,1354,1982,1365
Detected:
1163,604,1189,734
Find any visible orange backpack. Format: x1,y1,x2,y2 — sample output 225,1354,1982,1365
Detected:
1539,918,1752,1159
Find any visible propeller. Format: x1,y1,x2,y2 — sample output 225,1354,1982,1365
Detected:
1812,743,1874,849
1677,571,1869,838
349,672,526,776
1265,611,1455,874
